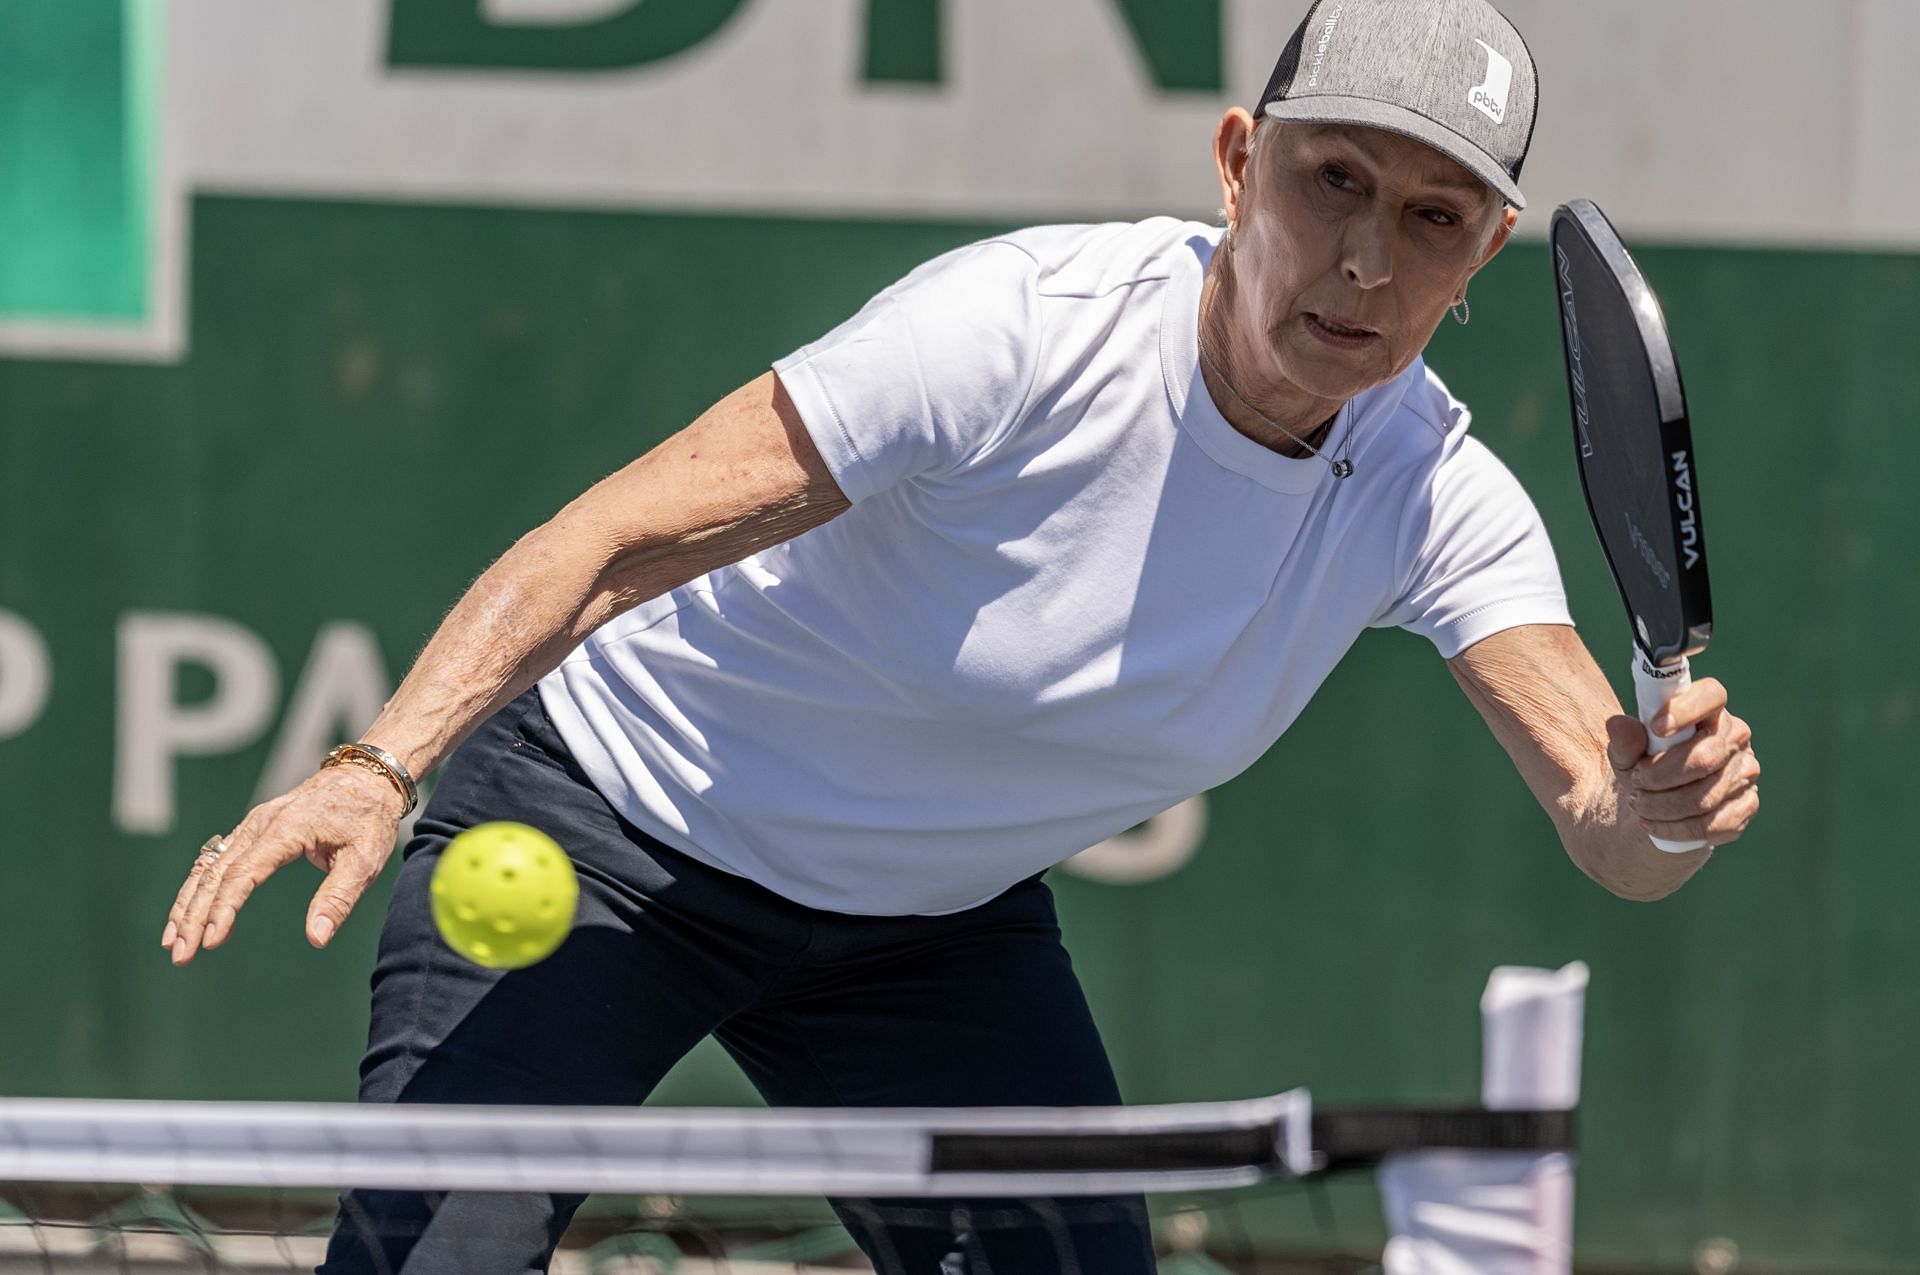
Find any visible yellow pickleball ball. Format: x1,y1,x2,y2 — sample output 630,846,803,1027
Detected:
430,822,579,969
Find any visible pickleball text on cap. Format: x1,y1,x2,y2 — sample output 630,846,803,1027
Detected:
1256,0,1538,210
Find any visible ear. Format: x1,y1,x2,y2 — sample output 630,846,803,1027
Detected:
1213,108,1258,232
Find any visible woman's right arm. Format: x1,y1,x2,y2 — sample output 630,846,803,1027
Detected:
165,371,848,964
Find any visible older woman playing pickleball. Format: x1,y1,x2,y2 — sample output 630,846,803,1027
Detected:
162,1,1759,1270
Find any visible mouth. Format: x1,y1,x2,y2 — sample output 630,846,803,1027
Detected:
1303,313,1380,349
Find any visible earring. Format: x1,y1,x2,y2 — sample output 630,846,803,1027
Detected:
1450,296,1471,326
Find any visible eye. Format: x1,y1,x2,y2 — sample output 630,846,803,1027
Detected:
1322,165,1358,192
1417,207,1460,227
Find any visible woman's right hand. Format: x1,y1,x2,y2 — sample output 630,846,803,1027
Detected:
163,763,411,965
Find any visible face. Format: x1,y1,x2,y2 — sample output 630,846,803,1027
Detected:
1210,115,1517,406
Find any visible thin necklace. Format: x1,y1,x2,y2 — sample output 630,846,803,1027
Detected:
1197,342,1356,480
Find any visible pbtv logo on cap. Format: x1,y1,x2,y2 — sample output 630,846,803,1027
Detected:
1469,38,1512,124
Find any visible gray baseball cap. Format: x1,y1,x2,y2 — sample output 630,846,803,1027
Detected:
1255,0,1538,209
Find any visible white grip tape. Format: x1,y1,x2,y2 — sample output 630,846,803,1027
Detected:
1631,651,1706,853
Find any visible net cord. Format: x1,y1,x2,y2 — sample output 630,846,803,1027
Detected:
0,1094,1573,1199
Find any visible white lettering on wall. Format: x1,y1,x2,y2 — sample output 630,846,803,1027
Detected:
483,0,639,23
254,621,394,806
0,611,52,741
115,612,280,833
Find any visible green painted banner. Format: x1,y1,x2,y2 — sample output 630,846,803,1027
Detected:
0,0,154,320
2,192,1917,1269
387,0,1221,89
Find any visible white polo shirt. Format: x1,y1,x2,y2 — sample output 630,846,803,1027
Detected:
539,218,1571,915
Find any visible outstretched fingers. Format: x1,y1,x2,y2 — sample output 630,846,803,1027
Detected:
165,802,276,957
198,847,285,952
172,817,304,965
162,851,220,951
163,767,409,966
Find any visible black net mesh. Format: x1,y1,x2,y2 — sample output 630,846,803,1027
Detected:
0,1182,1384,1273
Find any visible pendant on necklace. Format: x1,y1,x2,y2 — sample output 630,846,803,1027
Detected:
1331,459,1354,480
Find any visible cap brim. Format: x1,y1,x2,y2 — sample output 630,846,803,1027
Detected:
1263,97,1527,210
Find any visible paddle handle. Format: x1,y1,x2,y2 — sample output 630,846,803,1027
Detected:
1632,650,1706,853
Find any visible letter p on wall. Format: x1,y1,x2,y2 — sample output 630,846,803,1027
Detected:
115,614,280,834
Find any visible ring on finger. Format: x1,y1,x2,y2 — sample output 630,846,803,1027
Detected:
196,835,229,867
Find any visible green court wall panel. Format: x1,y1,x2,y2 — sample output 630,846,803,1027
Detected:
0,0,151,319
1,196,1917,1268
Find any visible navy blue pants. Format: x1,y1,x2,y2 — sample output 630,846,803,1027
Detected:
318,688,1154,1274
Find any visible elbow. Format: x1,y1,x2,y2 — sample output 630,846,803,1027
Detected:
1602,873,1691,904
1560,824,1709,903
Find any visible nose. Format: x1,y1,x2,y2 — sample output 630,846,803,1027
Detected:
1340,210,1394,290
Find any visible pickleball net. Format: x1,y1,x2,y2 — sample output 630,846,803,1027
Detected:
0,1091,1573,1272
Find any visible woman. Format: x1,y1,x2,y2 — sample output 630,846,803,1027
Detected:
163,0,1759,1270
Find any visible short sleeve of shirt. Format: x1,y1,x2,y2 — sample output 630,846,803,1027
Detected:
1375,435,1573,658
772,240,1042,504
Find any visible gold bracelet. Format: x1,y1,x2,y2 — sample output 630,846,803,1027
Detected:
323,743,420,816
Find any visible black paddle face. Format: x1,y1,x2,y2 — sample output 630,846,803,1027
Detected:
1550,200,1712,666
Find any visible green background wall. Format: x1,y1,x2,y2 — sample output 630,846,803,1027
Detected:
3,192,1917,1269
0,0,152,318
